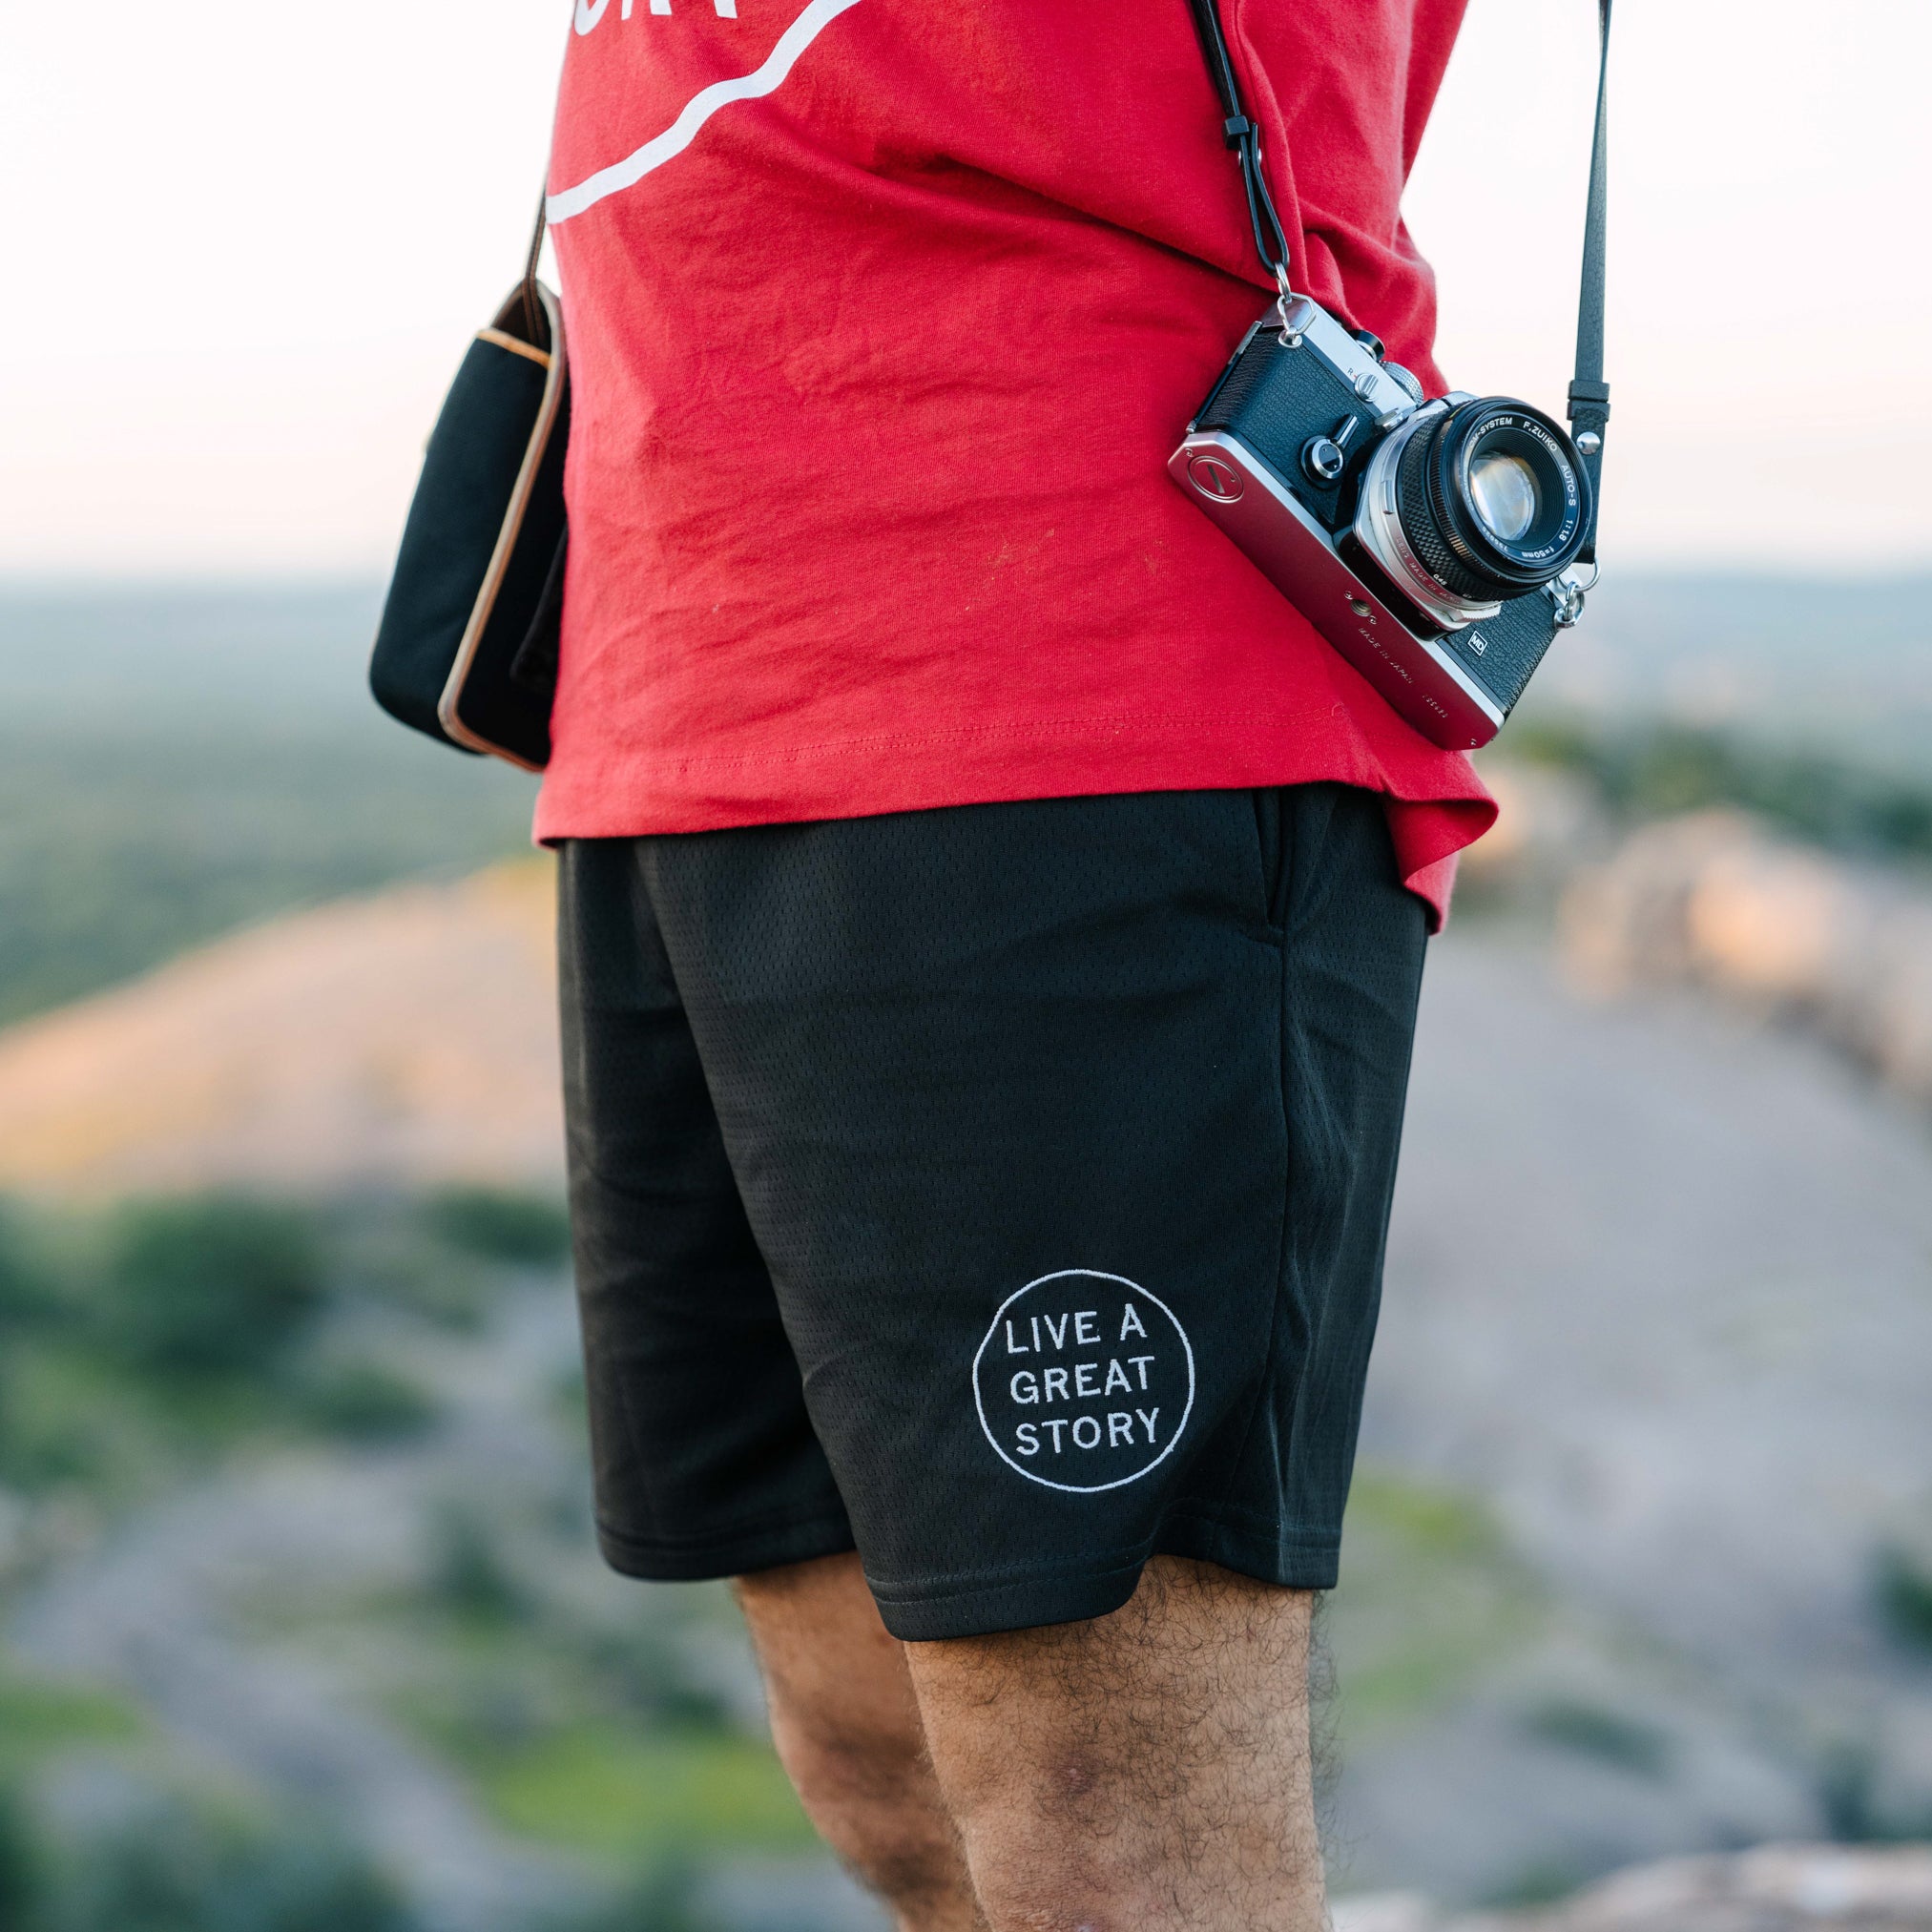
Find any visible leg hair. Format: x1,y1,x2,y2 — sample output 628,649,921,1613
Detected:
903,1555,1323,1932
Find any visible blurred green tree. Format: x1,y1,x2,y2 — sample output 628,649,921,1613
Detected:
0,1199,57,1326
0,1782,45,1929
548,1856,721,1932
1513,717,1932,861
427,1503,532,1629
425,1188,571,1267
1876,1544,1932,1654
292,1359,438,1444
53,1797,420,1932
102,1195,325,1378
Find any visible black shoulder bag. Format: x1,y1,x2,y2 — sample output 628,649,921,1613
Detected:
368,204,568,772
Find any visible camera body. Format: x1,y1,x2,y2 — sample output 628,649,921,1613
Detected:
1170,293,1591,750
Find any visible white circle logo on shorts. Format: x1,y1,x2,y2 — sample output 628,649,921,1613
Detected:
972,1270,1195,1493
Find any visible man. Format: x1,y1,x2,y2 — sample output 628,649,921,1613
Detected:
541,2,1492,1922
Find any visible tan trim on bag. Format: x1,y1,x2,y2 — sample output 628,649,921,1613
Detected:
436,280,567,773
476,325,551,368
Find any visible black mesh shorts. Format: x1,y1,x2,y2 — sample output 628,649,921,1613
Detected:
557,783,1427,1641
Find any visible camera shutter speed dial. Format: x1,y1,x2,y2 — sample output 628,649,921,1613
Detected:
1383,364,1426,407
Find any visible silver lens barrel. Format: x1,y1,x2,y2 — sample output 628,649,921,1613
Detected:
1353,407,1502,632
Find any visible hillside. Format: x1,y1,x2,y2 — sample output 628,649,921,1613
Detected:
0,584,537,1027
0,862,561,1196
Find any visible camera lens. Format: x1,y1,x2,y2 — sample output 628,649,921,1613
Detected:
1353,396,1591,631
1396,398,1589,602
1468,451,1538,544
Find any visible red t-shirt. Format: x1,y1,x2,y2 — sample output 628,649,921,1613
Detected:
537,0,1495,924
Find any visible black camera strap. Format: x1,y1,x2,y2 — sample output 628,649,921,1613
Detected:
1189,0,1613,563
1186,0,1293,302
1568,0,1612,563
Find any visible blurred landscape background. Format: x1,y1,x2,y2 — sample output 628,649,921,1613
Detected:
0,572,1930,1930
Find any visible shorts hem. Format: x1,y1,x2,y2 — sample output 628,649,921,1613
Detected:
596,1509,857,1584
869,1515,1341,1642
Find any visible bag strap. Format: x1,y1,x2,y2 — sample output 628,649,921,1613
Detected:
1189,0,1613,558
519,195,549,347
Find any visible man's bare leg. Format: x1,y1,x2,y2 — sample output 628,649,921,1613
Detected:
735,1553,983,1932
904,1555,1323,1932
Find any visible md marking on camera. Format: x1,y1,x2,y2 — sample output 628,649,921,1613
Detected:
973,1270,1195,1494
1174,0,1611,750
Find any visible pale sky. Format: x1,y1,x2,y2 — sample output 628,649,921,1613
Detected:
3,0,1926,578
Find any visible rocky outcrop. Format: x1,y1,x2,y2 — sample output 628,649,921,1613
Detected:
0,861,562,1196
1559,811,1932,1108
1337,1843,1932,1932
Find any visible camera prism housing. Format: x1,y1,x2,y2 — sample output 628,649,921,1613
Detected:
1170,294,1591,750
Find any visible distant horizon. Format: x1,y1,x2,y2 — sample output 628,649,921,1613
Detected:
7,570,1926,771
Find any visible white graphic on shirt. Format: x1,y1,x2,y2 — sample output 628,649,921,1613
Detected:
972,1271,1196,1495
549,0,863,222
603,0,738,20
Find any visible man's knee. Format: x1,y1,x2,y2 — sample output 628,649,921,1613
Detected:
735,1556,970,1916
768,1673,926,1814
904,1558,1323,1929
768,1672,970,1911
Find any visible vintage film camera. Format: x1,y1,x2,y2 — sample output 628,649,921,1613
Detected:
1171,301,1592,750
1174,0,1611,752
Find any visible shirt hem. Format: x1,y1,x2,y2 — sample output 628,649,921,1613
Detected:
532,712,1495,931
